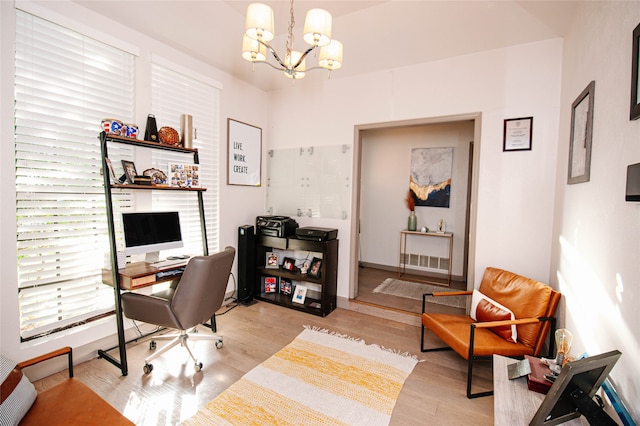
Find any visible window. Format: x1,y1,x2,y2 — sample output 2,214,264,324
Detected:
14,10,135,340
149,63,220,255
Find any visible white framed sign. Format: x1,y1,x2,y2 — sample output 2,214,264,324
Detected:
503,116,533,152
227,118,261,186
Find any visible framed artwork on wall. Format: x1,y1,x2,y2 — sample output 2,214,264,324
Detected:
631,22,640,120
568,81,595,185
227,118,262,186
503,117,533,151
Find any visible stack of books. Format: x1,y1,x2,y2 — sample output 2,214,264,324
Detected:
525,355,554,394
133,175,152,185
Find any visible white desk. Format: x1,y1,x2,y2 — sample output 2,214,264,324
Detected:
493,355,586,426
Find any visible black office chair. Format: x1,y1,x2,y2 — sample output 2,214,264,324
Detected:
121,246,235,374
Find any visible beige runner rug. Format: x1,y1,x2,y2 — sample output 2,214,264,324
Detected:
373,278,467,308
182,327,419,426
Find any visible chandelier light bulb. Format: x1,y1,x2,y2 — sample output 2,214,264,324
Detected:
303,8,332,47
245,3,274,42
242,35,266,62
284,50,306,79
319,39,343,70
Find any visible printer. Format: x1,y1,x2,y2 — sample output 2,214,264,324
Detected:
256,215,299,238
295,227,338,242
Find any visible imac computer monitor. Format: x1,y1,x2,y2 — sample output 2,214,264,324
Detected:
122,211,183,262
529,350,622,426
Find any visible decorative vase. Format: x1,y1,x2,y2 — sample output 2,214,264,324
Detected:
408,211,417,231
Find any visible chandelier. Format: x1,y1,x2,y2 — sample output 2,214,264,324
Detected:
242,1,343,80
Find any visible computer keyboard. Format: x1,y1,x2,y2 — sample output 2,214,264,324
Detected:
151,258,188,268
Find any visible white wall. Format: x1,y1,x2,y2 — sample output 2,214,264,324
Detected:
359,122,473,278
551,1,640,419
0,1,268,367
268,38,563,298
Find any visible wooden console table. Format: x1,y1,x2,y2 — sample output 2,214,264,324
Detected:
493,355,586,425
398,230,453,286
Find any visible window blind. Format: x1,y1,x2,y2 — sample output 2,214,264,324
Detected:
150,63,220,255
15,10,135,340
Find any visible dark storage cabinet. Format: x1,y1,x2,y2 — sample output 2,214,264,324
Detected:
254,235,338,317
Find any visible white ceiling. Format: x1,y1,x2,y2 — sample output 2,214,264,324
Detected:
73,1,581,91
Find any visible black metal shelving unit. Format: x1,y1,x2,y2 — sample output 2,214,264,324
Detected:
98,131,208,376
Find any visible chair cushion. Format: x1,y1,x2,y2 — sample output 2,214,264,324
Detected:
19,379,133,425
0,354,36,426
422,313,535,358
470,290,517,343
479,267,552,348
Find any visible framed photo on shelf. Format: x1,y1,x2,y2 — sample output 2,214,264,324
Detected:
279,277,292,295
262,276,278,293
307,257,322,279
281,257,296,272
121,160,137,184
568,81,595,184
292,285,307,304
503,116,533,151
169,163,199,188
105,158,119,183
265,252,279,269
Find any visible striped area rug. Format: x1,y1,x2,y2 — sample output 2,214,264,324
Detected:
183,327,419,425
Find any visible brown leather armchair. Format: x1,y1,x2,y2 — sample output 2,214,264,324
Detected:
1,347,132,425
421,267,561,398
121,246,235,374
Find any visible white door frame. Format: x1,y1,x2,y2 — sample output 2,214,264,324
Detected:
348,112,482,298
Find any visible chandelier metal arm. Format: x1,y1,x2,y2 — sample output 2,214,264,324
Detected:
255,39,287,69
293,45,317,69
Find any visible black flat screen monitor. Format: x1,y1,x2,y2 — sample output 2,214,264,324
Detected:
122,212,183,260
529,350,622,426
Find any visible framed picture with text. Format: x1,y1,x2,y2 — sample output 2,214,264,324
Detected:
227,118,262,186
503,117,533,151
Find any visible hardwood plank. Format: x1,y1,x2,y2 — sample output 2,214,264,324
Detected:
33,302,493,425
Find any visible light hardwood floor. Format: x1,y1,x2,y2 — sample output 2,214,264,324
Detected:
355,264,468,314
33,299,494,425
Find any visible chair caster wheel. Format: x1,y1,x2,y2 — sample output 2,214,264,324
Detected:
143,364,153,374
215,339,223,349
195,362,203,372
149,341,156,350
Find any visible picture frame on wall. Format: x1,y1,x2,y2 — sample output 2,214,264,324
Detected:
568,81,596,185
227,118,262,186
503,117,533,151
630,22,640,120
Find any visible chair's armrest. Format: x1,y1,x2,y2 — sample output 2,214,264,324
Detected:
432,291,472,297
17,346,73,378
422,290,471,313
471,316,555,329
472,317,541,329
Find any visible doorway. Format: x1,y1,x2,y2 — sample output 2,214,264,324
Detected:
348,113,481,313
